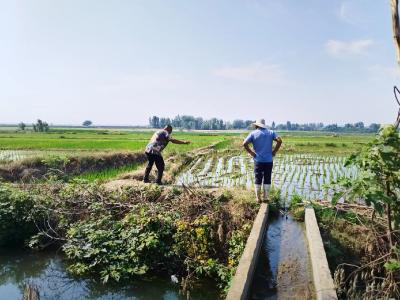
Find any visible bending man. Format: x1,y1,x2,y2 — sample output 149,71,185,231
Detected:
144,125,190,185
243,119,282,202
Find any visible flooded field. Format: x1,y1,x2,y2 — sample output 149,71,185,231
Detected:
176,154,357,201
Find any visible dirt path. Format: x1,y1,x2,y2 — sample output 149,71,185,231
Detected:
103,179,139,190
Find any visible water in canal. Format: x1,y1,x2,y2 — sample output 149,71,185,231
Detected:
250,213,314,300
0,249,219,300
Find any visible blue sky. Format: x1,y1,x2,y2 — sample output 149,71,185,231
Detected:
1,0,399,125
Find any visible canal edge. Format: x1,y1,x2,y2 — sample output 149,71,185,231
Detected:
226,203,269,300
305,207,338,300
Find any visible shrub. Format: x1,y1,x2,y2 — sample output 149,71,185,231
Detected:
18,182,258,294
0,184,37,246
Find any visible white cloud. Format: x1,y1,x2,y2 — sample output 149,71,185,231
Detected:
213,62,286,85
325,39,373,57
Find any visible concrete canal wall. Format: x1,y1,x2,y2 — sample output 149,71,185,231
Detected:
226,205,337,300
305,207,337,300
225,203,269,300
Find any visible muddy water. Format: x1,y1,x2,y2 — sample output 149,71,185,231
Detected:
0,249,219,300
250,214,314,300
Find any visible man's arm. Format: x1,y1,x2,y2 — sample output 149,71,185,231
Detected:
170,138,190,145
243,141,256,158
272,137,282,156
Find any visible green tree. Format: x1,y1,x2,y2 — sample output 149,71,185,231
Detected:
18,122,26,131
32,119,49,132
232,119,244,129
150,116,160,128
82,120,93,127
369,123,381,132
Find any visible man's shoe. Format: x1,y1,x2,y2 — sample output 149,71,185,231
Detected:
143,179,150,183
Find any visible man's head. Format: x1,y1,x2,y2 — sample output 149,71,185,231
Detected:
252,119,267,129
164,125,173,134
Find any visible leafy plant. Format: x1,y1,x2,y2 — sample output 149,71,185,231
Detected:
330,125,400,298
332,125,399,245
289,193,302,210
0,184,37,246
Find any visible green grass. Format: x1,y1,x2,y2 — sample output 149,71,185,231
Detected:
0,128,374,156
274,132,373,155
0,129,235,154
75,163,141,182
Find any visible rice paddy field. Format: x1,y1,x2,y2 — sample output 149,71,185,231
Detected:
176,153,358,202
0,129,234,153
0,128,372,156
0,127,372,186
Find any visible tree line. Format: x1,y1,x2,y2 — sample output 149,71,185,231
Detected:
149,115,381,133
18,119,50,132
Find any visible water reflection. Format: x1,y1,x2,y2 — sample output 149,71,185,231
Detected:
176,154,357,202
0,249,219,300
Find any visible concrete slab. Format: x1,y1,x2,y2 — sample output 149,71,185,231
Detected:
226,203,269,300
305,207,337,300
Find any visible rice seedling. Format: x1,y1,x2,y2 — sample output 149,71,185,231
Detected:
176,153,358,201
75,163,140,181
0,150,46,163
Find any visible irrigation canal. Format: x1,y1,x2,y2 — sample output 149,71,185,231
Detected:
226,204,336,300
250,214,314,299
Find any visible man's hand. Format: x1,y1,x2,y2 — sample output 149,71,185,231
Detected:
243,141,256,158
170,138,190,145
272,137,282,157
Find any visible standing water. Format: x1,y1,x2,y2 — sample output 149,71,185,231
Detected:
250,213,314,299
176,154,357,202
0,249,219,300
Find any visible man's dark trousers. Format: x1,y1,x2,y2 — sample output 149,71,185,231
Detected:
143,153,165,184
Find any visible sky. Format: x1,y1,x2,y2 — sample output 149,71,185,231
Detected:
1,0,399,126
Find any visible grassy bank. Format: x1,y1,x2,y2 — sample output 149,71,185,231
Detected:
0,152,147,182
0,182,258,296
